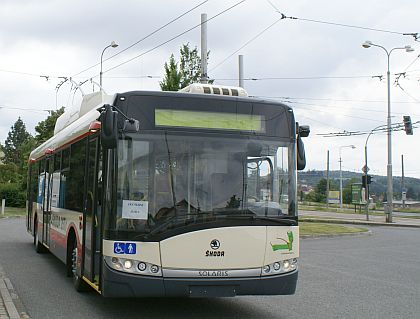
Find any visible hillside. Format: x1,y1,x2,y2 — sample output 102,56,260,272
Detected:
298,170,420,200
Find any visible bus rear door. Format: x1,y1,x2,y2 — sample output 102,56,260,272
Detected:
42,157,53,247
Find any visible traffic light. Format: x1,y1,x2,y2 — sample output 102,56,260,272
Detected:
403,116,413,135
362,175,373,188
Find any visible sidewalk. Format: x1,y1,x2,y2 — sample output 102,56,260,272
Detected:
299,209,420,228
0,265,29,319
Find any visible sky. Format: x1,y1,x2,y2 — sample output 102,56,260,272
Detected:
0,0,419,179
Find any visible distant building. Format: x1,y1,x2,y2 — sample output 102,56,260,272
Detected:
391,200,420,208
299,184,312,194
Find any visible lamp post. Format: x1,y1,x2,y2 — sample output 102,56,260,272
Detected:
100,41,119,89
339,145,356,210
362,41,414,222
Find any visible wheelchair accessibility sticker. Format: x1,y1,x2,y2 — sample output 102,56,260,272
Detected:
114,242,137,254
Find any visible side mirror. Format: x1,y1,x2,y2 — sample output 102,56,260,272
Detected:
297,136,306,170
299,125,310,137
296,123,310,170
100,104,118,149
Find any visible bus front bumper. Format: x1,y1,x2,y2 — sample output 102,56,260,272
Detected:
102,262,298,298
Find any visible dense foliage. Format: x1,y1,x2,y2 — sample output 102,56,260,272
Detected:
0,109,64,207
160,43,213,91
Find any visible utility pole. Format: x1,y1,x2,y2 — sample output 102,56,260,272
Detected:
401,154,406,208
238,55,244,88
326,150,330,209
200,13,208,84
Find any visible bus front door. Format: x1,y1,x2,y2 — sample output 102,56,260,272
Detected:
82,137,102,288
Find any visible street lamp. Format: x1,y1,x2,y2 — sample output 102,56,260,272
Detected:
100,41,119,89
362,41,414,222
339,145,356,210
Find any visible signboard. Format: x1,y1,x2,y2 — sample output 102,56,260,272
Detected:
122,200,148,220
351,183,366,205
155,109,265,132
328,191,340,204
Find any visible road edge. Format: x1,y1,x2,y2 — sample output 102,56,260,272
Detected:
301,217,420,228
0,264,30,319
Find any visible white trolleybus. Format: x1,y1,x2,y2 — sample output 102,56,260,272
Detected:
26,84,309,297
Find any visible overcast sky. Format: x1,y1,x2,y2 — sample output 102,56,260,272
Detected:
0,0,419,178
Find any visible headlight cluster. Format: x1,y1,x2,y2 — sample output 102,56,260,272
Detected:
105,256,162,277
261,258,297,276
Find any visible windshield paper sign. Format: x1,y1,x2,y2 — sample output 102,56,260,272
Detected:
122,200,148,220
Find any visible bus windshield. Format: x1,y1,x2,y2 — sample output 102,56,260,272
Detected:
108,132,295,239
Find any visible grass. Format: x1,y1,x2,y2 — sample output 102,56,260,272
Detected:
299,202,420,215
300,222,369,236
0,207,26,218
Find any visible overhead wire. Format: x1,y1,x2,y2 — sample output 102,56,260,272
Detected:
256,95,418,104
0,105,52,113
72,0,209,77
266,99,420,118
265,0,412,36
102,0,246,75
209,16,285,72
291,102,384,123
215,75,375,80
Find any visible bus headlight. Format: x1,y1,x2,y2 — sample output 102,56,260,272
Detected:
150,265,159,274
137,262,147,271
105,257,162,277
263,265,271,273
261,258,298,276
124,260,133,269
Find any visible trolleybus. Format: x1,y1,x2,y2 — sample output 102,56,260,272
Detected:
26,84,309,297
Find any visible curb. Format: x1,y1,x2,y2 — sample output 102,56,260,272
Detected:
301,229,372,239
300,217,420,228
0,265,30,319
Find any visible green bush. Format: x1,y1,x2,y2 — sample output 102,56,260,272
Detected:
0,183,26,207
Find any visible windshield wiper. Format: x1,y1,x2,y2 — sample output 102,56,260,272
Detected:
143,213,200,238
214,213,296,226
143,210,296,239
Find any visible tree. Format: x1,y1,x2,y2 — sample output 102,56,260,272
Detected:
1,117,32,169
179,44,202,88
160,43,212,91
406,187,418,200
0,163,20,183
160,54,182,91
35,107,65,145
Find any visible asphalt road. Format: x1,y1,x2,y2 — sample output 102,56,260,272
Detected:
1,218,419,319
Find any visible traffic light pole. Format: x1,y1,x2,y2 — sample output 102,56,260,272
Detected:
364,124,388,221
364,144,369,221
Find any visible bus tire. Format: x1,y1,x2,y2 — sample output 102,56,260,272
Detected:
70,238,89,292
34,218,46,254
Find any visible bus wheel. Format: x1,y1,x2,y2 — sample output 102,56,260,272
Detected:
34,219,46,253
71,240,89,292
